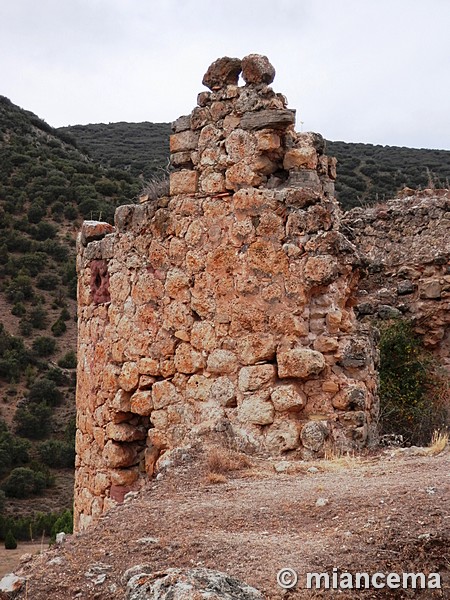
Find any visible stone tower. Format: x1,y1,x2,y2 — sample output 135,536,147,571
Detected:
74,55,378,531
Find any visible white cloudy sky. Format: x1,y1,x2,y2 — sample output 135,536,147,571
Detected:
1,0,449,150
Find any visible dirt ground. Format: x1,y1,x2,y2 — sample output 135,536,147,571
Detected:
7,445,450,599
0,541,47,579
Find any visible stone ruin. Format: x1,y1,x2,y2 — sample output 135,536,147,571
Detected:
74,54,378,531
343,189,450,371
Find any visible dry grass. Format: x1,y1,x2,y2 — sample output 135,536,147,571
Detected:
425,429,449,456
139,175,169,202
204,472,227,485
205,445,252,475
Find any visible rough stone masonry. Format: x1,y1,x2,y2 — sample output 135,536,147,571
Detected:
74,55,378,531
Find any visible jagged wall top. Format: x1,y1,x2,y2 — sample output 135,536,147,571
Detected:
169,54,336,198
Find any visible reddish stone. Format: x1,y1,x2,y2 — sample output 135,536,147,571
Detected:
241,54,276,85
202,57,242,91
89,260,110,304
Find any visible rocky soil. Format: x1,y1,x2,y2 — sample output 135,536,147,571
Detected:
5,445,449,599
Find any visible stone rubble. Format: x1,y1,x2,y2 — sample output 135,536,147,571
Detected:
74,54,378,530
125,567,264,600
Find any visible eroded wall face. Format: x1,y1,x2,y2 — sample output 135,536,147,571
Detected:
344,190,450,371
74,55,377,531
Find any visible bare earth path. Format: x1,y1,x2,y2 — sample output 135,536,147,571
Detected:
9,447,450,599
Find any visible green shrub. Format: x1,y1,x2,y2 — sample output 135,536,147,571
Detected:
5,273,34,303
38,440,74,468
32,336,56,357
51,318,66,337
28,378,63,406
1,467,47,498
32,221,57,241
19,318,32,337
36,273,59,290
0,508,72,541
45,368,69,386
4,529,17,549
14,402,52,439
50,509,73,541
0,325,31,382
11,302,26,317
0,423,30,477
60,307,71,321
27,204,46,224
28,306,48,329
63,204,78,220
379,319,450,445
57,350,77,369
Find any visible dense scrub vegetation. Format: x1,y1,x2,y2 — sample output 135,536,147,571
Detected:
59,121,450,211
58,121,171,182
0,96,141,525
328,141,450,209
378,319,449,445
0,505,73,543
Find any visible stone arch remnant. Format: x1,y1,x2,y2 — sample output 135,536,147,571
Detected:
74,54,378,531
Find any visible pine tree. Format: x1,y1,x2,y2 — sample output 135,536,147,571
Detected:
4,529,17,549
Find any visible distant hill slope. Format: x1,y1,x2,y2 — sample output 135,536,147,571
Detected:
58,121,171,182
0,96,141,524
327,140,450,209
59,122,450,210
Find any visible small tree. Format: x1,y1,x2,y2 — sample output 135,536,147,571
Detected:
32,336,56,357
51,318,66,337
28,378,63,406
4,529,17,550
50,509,73,541
57,350,77,369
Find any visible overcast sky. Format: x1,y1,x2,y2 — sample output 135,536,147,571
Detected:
1,0,449,150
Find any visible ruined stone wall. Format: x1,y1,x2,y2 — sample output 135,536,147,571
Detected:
343,189,450,370
74,55,377,531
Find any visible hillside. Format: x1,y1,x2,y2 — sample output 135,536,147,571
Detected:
0,96,141,532
59,122,450,210
58,121,171,182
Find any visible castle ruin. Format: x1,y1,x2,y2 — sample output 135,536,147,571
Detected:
74,55,379,531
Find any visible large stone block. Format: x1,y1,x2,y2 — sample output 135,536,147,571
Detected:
186,374,213,401
300,420,328,452
303,255,338,286
152,380,182,410
277,348,326,379
240,109,295,131
238,365,276,391
241,53,275,84
206,349,238,374
170,170,199,196
170,130,199,153
118,362,139,392
130,390,153,416
174,342,206,374
105,422,147,442
283,147,318,170
271,385,306,411
202,56,242,90
102,440,139,468
238,392,275,425
208,376,236,407
236,333,276,365
266,419,300,452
